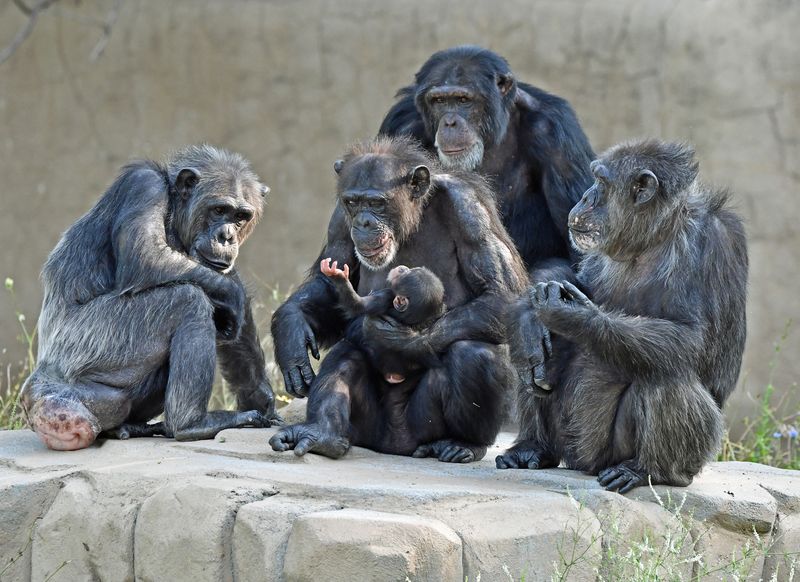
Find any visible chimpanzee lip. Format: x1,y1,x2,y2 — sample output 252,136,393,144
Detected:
199,253,233,271
359,242,389,257
568,226,593,235
440,146,468,155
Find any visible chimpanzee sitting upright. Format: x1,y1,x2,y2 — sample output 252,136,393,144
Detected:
379,45,596,390
321,258,445,384
21,145,279,450
270,136,527,462
497,140,748,492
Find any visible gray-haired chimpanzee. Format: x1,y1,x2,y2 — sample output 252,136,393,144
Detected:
270,136,527,462
21,145,280,451
321,258,445,384
379,45,596,393
497,139,748,492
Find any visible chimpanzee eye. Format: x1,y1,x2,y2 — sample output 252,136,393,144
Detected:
459,96,470,104
214,206,226,216
433,97,444,104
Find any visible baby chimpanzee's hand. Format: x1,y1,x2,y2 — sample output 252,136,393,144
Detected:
320,257,350,280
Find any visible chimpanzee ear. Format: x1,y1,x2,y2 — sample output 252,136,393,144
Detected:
333,159,345,175
633,170,659,206
497,72,515,97
175,168,200,200
408,165,431,199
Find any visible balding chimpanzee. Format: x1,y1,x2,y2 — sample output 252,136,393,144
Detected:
270,136,527,462
497,140,748,492
21,145,279,450
379,45,596,391
321,258,445,384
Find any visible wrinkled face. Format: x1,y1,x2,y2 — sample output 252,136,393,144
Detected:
568,159,661,256
336,155,430,271
386,265,445,326
416,62,514,172
174,168,267,273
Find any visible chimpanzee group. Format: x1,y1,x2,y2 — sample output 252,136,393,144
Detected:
21,46,747,493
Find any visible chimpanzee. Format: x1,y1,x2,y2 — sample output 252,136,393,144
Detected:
270,136,527,462
379,45,596,391
497,139,748,492
321,258,445,384
20,145,279,450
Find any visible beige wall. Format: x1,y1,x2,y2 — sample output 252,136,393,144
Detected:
1,0,798,428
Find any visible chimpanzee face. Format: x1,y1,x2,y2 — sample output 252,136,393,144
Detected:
385,264,445,327
414,56,515,171
170,148,268,273
334,153,431,271
568,158,661,256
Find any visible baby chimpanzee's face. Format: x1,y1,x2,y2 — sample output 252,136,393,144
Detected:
385,265,446,327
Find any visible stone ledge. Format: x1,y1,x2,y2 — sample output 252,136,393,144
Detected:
1,428,798,581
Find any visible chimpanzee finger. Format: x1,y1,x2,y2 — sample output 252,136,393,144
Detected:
495,453,518,469
597,466,614,481
343,263,350,279
562,281,591,306
618,479,639,494
299,362,315,388
452,449,473,463
597,467,622,486
288,368,305,396
543,327,553,359
305,326,320,360
531,282,548,306
268,431,291,451
603,474,631,493
533,363,551,390
546,281,563,307
294,435,315,456
412,444,432,458
439,444,460,462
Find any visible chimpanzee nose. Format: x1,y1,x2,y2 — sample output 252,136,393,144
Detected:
216,226,235,245
442,113,459,128
356,215,374,229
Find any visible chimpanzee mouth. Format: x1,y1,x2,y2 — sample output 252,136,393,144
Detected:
568,228,601,252
198,253,234,273
436,140,485,172
355,236,396,270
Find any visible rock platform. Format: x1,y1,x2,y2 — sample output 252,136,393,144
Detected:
1,420,798,581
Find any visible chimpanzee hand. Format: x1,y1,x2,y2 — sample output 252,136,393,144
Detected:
208,277,246,341
272,306,320,398
512,302,553,393
269,423,350,458
319,257,350,280
236,379,283,425
532,281,596,334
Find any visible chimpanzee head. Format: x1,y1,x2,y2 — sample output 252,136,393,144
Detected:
334,136,435,270
568,139,699,259
167,145,268,273
412,46,516,171
385,265,446,327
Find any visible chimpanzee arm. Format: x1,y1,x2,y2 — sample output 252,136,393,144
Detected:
111,163,242,305
322,260,394,319
271,206,358,397
517,86,594,267
535,281,703,381
216,274,278,419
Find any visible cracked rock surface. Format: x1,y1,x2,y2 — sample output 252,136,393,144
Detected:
1,424,798,582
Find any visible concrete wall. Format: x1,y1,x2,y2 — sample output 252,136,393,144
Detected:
0,0,798,427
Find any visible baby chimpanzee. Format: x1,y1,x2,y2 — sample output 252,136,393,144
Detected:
320,258,445,384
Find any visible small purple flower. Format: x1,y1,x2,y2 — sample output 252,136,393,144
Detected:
789,428,798,439
773,431,783,439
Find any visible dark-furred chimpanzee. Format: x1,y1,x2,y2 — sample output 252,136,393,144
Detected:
379,45,596,391
270,136,528,462
321,258,445,384
497,140,748,492
21,145,280,450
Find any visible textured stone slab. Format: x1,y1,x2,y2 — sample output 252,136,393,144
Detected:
283,509,463,582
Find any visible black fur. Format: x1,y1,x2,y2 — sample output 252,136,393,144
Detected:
20,145,279,450
499,139,748,492
270,136,527,462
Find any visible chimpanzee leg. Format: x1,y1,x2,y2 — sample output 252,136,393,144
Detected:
217,294,280,422
409,341,511,463
495,392,561,470
21,370,132,451
598,379,722,493
164,286,271,441
269,341,379,458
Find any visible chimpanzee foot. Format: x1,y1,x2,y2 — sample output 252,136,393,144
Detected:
412,439,486,463
495,442,557,469
173,410,272,442
597,460,647,494
268,423,350,459
28,395,101,451
101,422,166,440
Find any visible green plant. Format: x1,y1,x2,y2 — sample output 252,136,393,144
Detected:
0,278,35,430
719,320,799,470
